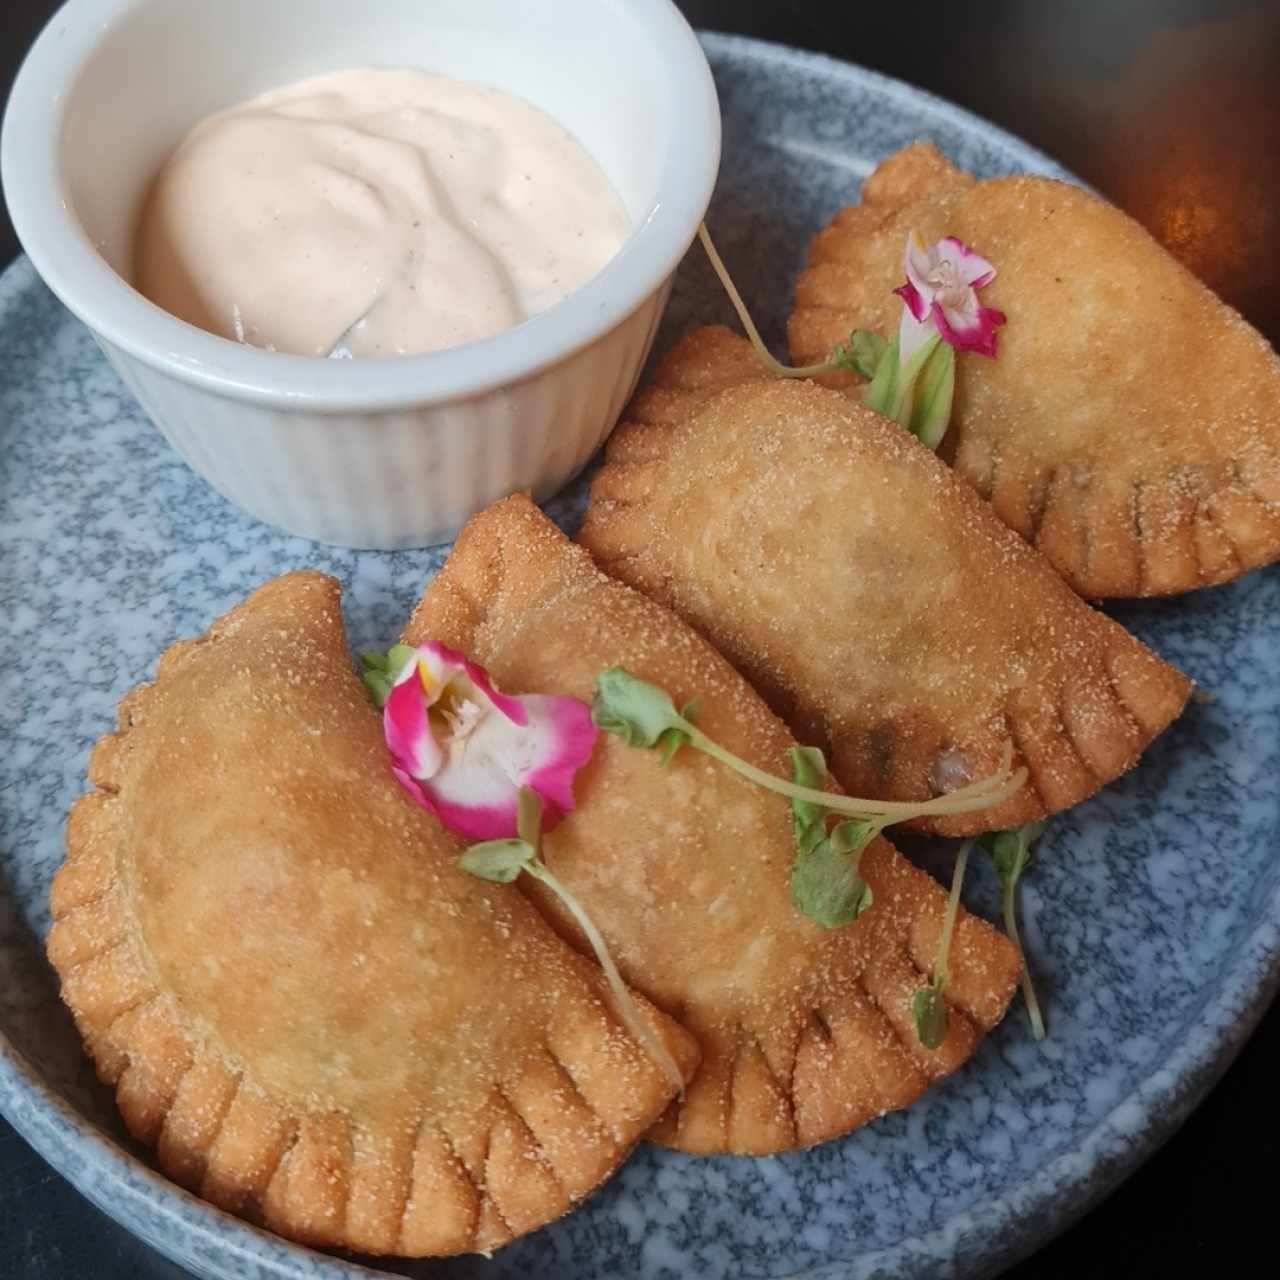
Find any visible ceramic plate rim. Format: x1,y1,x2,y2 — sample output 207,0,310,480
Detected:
2,30,1279,1280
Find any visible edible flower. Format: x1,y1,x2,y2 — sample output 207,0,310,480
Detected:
362,642,597,842
858,232,1006,447
696,221,1005,451
894,232,1006,360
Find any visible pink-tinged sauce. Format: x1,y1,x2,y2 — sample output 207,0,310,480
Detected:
134,68,631,358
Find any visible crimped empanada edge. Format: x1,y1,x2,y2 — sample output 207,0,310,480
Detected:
412,494,1024,1158
788,152,1280,599
582,344,1194,837
48,571,693,1258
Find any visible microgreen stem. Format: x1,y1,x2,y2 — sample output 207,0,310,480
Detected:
935,839,973,991
912,840,972,1048
884,331,942,427
688,727,1025,822
526,860,686,1092
1001,877,1047,1041
697,224,840,380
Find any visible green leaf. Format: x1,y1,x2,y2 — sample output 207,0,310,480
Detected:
981,822,1049,1041
980,820,1046,890
887,330,942,427
833,329,888,379
912,985,948,1049
794,819,827,861
787,746,829,838
361,669,394,708
908,340,956,450
656,728,692,766
591,667,689,748
787,753,877,927
862,328,902,417
359,644,421,708
827,817,878,860
991,832,1029,885
655,699,703,766
459,839,534,884
790,818,877,928
386,644,420,679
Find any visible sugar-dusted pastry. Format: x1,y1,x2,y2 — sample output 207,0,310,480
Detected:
788,142,1280,597
579,329,1191,834
47,572,697,1256
404,494,1022,1156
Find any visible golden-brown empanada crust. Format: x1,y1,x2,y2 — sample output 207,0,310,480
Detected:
405,495,1021,1156
579,329,1190,835
48,572,697,1257
788,142,1280,597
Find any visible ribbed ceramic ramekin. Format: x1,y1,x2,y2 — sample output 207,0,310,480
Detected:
2,0,720,549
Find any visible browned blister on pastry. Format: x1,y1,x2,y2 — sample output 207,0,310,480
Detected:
579,329,1190,835
405,494,1021,1156
788,141,1280,597
48,571,697,1257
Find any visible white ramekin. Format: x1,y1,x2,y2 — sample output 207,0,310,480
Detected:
1,0,720,549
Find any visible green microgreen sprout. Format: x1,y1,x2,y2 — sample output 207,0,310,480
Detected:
460,787,685,1091
696,223,869,382
360,644,419,709
843,329,888,379
594,667,1027,935
787,746,876,927
697,221,988,451
911,839,973,1049
593,666,1026,827
979,821,1048,1040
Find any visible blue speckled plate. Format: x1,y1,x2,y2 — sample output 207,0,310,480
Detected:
2,32,1278,1280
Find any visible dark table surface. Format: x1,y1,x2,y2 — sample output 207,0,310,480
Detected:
1,1,1277,1277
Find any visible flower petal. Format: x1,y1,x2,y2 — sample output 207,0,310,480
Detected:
417,692,596,836
937,236,996,288
382,639,598,841
414,639,529,727
384,672,442,780
897,304,936,366
424,790,521,842
931,299,1006,358
904,230,936,298
893,279,929,323
522,695,599,820
392,764,517,840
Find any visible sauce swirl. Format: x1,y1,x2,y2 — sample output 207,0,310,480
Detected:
135,68,631,358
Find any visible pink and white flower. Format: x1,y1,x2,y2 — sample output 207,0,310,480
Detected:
894,232,1006,362
384,642,598,841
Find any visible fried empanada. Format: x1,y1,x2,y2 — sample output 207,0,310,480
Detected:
788,142,1280,597
48,572,697,1256
405,494,1021,1155
579,329,1190,834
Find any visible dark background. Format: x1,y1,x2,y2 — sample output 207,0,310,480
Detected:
1,1,1277,1276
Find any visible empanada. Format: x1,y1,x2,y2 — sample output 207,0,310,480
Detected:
579,329,1190,834
405,494,1021,1155
788,142,1280,597
48,572,697,1256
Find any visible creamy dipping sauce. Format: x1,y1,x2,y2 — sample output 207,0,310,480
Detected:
134,68,631,358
